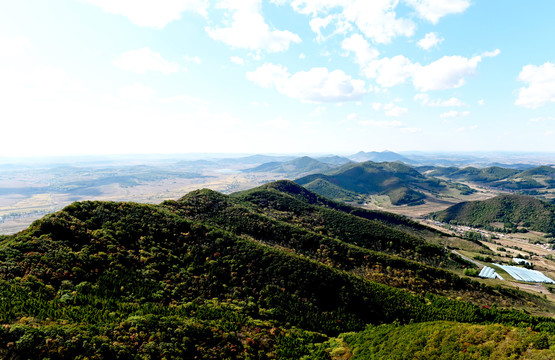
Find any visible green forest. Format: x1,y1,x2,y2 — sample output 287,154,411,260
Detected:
433,194,555,235
0,181,553,358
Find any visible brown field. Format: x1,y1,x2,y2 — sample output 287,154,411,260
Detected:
362,182,507,218
0,172,279,235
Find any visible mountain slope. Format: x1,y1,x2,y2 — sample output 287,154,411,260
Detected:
349,150,413,163
315,155,352,165
433,194,555,234
244,156,334,176
0,183,554,358
431,165,555,191
324,321,554,359
295,161,433,205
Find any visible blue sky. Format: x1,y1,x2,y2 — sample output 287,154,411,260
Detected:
1,0,555,157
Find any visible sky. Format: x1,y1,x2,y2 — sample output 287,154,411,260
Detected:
1,0,555,157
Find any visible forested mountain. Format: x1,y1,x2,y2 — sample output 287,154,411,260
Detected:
314,155,352,165
433,194,555,234
429,165,555,191
348,150,413,163
243,156,335,177
0,182,553,358
295,161,443,205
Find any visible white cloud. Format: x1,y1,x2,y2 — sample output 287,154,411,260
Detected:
342,33,379,65
119,83,156,102
360,119,404,128
413,55,481,91
364,55,417,87
401,127,422,133
347,113,359,121
482,49,501,58
309,15,350,42
310,106,326,116
230,56,245,65
247,63,290,88
290,0,415,44
417,32,443,50
414,93,465,106
355,48,499,91
184,55,201,64
299,53,306,59
247,63,366,103
456,124,478,132
404,0,471,24
207,0,301,52
440,110,470,118
515,62,555,108
84,0,208,28
478,99,484,105
113,47,180,74
372,102,408,117
288,0,470,44
250,101,269,107
530,116,555,123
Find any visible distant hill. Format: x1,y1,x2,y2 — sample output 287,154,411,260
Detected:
433,194,555,234
219,154,297,165
243,156,334,176
295,161,438,205
315,155,352,165
349,150,413,163
430,165,555,191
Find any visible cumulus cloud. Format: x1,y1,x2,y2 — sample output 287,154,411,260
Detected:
401,127,422,133
286,0,470,44
440,110,470,118
247,63,366,103
184,55,201,64
530,116,555,123
413,55,481,91
515,62,555,108
342,33,380,65
361,50,500,91
364,55,417,87
456,124,478,132
207,0,301,52
417,32,443,50
372,102,408,116
289,0,415,44
84,0,208,28
360,119,405,128
113,47,180,74
414,93,465,106
404,0,471,24
230,56,245,65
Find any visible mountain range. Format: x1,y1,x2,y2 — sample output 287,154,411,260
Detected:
0,181,553,358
